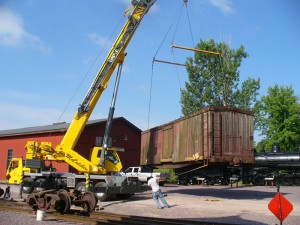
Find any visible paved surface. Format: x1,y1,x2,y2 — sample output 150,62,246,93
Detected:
0,183,299,225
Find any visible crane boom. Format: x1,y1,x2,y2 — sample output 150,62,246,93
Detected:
61,0,155,150
25,0,156,174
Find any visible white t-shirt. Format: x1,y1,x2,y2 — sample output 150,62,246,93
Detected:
148,177,160,192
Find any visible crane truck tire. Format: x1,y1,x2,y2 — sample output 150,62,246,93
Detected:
75,182,87,192
116,193,133,200
75,181,108,201
34,178,46,192
23,177,34,194
94,182,108,201
0,187,4,197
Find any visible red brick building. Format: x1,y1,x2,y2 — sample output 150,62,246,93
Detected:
0,117,141,180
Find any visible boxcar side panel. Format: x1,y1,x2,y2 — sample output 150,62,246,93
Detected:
141,106,254,168
161,125,173,162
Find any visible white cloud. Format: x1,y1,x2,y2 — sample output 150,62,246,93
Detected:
0,86,77,130
134,84,148,94
0,6,48,51
0,87,43,103
0,102,68,130
209,0,234,14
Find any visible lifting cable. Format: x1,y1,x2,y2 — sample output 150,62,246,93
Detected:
147,1,186,129
147,0,191,129
184,0,195,48
56,15,126,124
170,1,185,90
169,0,195,89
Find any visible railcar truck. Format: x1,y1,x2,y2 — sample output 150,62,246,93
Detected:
6,0,155,213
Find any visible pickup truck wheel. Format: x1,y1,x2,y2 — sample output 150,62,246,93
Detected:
23,177,34,194
35,178,46,192
75,182,87,192
94,182,108,201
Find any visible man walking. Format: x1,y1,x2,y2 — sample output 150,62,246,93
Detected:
147,175,170,209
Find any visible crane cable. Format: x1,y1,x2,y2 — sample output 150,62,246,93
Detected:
184,1,195,47
170,0,194,90
171,2,185,90
147,1,186,129
147,0,194,129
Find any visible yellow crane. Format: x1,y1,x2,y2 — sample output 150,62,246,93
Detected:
26,0,155,174
6,0,156,213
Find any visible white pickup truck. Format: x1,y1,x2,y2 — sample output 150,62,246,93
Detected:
120,166,170,186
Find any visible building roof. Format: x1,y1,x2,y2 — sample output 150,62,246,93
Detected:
0,117,141,137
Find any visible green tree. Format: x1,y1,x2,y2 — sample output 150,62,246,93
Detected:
180,39,260,115
255,85,300,152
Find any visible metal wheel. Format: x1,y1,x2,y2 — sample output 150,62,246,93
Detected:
280,178,293,186
56,191,71,214
26,192,48,211
293,178,300,186
252,175,264,186
35,178,46,192
242,177,251,185
23,177,34,194
94,182,108,201
26,194,38,211
81,191,98,212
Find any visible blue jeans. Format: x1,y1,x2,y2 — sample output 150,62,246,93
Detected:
152,189,169,208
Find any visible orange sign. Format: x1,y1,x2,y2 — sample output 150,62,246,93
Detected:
268,192,293,222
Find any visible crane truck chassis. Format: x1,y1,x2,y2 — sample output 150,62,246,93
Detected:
6,0,156,214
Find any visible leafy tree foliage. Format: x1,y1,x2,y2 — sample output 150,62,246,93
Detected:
255,85,300,152
180,39,260,115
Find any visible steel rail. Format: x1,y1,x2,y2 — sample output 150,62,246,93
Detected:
0,200,234,225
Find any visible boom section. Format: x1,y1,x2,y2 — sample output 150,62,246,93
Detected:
60,0,155,151
22,1,156,174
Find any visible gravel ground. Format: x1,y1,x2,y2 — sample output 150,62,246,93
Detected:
0,184,299,225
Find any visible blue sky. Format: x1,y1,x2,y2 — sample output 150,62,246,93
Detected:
0,0,299,141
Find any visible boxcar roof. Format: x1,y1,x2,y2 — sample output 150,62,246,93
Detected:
143,106,254,133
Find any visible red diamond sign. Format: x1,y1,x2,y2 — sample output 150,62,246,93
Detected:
268,192,293,222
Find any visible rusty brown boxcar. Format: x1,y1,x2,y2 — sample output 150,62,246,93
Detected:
141,106,254,171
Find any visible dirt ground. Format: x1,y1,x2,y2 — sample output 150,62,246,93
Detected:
2,183,300,225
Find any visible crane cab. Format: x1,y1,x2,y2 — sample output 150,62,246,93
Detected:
6,158,31,184
90,147,123,174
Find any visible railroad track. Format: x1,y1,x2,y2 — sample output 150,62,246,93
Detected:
0,199,233,225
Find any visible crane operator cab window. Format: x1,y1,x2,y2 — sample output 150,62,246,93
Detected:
12,161,19,169
7,160,19,172
97,149,120,165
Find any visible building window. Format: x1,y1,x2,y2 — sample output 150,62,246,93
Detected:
7,149,13,169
